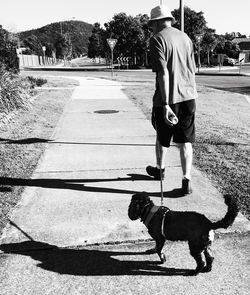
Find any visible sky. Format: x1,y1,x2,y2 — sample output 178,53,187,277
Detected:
0,0,249,36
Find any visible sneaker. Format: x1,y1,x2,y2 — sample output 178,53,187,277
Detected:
146,166,165,180
182,178,192,195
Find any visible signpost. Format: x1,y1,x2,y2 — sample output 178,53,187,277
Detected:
239,57,244,74
42,46,46,65
180,0,184,32
218,54,224,72
107,38,117,77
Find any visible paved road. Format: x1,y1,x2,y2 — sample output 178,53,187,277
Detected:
1,236,250,295
23,68,250,98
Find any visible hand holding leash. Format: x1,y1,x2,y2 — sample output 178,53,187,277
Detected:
164,105,178,126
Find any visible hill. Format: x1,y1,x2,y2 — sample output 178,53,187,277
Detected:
19,20,93,58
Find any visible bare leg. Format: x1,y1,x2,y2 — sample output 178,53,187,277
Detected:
179,142,193,180
156,139,168,169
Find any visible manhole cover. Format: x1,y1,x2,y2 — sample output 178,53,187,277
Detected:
94,110,119,114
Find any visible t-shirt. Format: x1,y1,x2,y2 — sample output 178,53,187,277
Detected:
150,26,198,106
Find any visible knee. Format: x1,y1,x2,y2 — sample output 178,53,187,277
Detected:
179,142,192,155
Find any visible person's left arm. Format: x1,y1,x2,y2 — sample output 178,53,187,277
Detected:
157,71,175,125
150,37,174,125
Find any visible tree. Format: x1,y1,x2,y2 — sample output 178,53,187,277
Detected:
224,41,240,59
225,32,247,40
201,28,217,65
104,13,145,65
214,35,240,59
172,6,207,46
136,14,151,66
0,25,19,72
55,33,72,60
87,23,107,60
23,34,43,55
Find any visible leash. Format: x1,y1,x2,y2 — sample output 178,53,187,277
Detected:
154,107,178,206
158,149,164,206
155,118,164,206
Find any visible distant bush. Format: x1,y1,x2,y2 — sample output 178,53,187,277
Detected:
0,65,32,115
26,76,47,88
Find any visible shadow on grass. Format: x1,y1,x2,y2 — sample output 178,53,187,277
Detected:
0,174,184,199
213,86,250,97
0,138,52,144
0,186,12,192
0,137,156,147
0,240,192,276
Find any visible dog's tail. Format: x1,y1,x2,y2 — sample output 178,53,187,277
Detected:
211,195,239,230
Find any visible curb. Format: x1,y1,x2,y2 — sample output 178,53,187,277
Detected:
196,72,249,77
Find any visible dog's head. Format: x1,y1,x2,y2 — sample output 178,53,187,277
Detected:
128,193,152,220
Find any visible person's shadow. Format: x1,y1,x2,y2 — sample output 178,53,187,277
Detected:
0,240,193,276
0,174,184,199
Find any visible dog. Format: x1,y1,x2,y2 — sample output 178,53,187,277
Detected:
128,193,238,275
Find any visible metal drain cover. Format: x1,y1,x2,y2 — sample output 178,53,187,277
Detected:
94,110,119,114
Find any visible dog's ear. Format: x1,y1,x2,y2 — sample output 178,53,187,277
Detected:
132,192,149,202
128,196,140,220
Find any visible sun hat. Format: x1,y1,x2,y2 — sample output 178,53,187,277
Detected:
148,5,175,24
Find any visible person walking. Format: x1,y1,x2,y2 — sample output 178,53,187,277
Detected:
146,4,198,195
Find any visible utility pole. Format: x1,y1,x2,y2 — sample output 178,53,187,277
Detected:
180,0,184,32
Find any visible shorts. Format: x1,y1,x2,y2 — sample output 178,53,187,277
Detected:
152,99,196,147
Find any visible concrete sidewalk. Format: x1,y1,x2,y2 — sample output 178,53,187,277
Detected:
0,77,249,294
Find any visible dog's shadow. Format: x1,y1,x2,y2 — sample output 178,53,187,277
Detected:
0,240,193,276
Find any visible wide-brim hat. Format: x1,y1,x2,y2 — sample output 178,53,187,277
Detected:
148,5,176,24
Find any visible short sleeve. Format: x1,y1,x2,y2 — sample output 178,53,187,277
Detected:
150,36,167,73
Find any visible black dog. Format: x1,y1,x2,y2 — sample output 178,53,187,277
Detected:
128,193,238,274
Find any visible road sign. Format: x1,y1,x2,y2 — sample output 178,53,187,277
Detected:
107,39,117,77
107,39,117,50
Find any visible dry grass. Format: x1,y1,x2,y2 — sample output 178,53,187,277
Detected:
0,71,31,116
0,76,75,234
121,80,250,219
193,86,249,217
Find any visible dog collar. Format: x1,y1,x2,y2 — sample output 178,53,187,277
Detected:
143,205,160,228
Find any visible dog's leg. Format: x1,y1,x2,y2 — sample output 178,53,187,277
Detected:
203,247,214,272
155,237,166,264
191,252,205,275
189,242,205,275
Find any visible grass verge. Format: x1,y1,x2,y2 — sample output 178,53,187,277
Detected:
107,74,249,219
0,76,78,234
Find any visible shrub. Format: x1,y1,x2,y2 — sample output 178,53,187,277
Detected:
0,65,32,115
26,76,47,88
0,49,19,73
0,25,19,73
